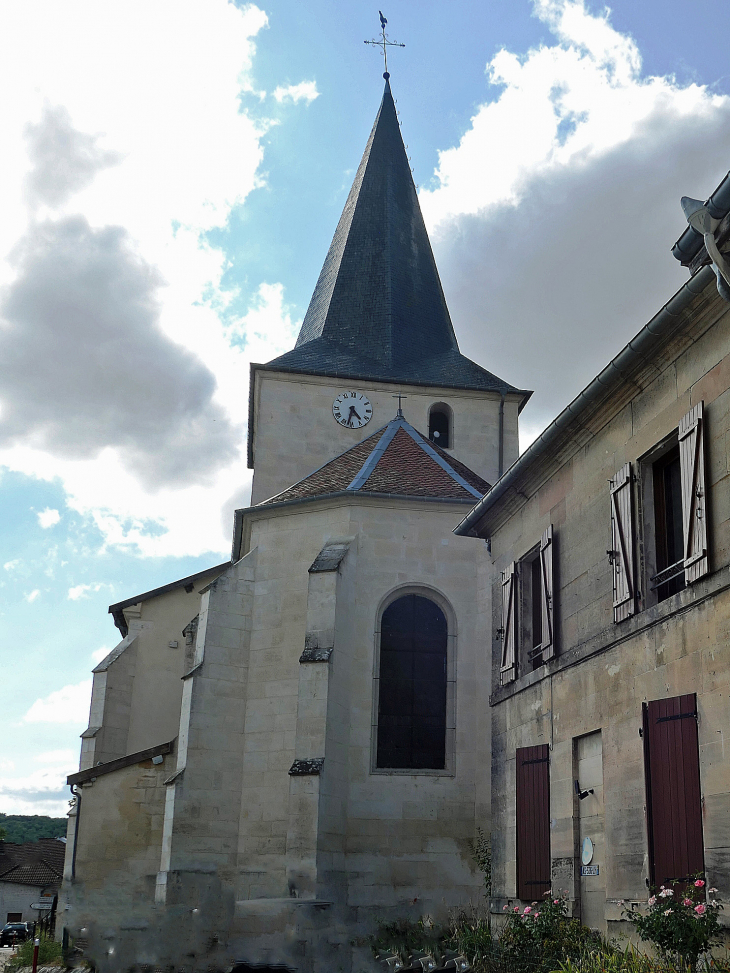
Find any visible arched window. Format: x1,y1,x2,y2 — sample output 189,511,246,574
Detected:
376,594,448,770
428,403,452,448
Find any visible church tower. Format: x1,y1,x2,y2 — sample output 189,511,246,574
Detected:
61,71,531,973
248,77,529,505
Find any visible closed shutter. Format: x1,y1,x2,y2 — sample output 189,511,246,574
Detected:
540,526,554,661
678,402,709,584
501,562,517,685
516,744,551,900
643,694,704,888
610,464,635,623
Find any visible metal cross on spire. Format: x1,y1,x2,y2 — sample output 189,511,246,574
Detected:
364,11,405,80
392,392,407,418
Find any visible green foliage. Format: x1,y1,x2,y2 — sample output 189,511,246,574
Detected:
448,904,493,966
495,893,601,973
622,879,724,971
368,916,450,967
474,827,492,897
554,943,671,973
0,813,67,844
6,933,64,971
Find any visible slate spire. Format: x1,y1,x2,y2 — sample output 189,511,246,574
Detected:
295,78,457,369
267,80,528,401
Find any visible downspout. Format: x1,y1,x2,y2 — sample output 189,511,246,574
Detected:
70,785,82,880
498,393,505,478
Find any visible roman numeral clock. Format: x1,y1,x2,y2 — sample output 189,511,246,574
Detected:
333,391,372,429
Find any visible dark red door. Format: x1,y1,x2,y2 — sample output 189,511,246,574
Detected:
643,694,704,888
516,744,551,900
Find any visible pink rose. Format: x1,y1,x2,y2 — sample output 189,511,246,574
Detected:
709,888,718,894
694,880,705,888
695,904,706,915
648,896,656,906
664,909,673,916
553,899,559,905
503,905,508,911
514,907,519,912
524,907,532,914
534,912,540,918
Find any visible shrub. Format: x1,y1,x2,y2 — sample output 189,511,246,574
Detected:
622,879,724,972
6,933,64,971
496,893,602,973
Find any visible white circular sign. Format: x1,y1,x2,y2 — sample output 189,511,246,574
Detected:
581,836,594,865
333,391,372,429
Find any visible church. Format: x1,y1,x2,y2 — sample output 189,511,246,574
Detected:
60,75,529,971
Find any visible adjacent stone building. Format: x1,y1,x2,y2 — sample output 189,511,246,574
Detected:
454,175,730,936
60,77,529,972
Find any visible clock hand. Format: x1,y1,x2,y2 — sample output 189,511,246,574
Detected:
350,408,362,421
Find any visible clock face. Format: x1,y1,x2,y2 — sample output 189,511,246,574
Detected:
333,391,373,429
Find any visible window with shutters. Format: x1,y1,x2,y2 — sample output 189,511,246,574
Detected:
643,694,704,888
499,527,554,685
516,744,551,900
374,593,449,771
637,402,709,609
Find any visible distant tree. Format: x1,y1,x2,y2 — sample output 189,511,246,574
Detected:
0,813,67,843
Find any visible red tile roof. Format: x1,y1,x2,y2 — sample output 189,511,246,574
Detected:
262,417,490,505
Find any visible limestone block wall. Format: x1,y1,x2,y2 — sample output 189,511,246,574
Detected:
161,554,256,905
250,369,521,504
486,295,730,929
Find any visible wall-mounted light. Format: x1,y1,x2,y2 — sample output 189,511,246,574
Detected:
575,779,594,801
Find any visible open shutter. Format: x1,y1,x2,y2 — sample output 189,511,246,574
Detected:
678,402,709,584
610,463,635,623
501,562,516,685
540,526,554,661
516,744,551,900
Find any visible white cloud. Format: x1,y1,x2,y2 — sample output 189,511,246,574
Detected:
68,582,109,601
91,646,112,663
273,81,320,105
23,679,92,724
420,0,730,445
24,588,40,603
3,559,19,571
37,507,60,528
33,749,76,764
0,0,298,556
0,765,73,816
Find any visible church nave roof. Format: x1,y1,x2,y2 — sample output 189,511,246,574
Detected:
260,414,490,506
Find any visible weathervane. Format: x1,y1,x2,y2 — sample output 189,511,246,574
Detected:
364,11,405,79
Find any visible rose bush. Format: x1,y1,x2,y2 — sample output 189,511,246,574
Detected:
622,877,723,971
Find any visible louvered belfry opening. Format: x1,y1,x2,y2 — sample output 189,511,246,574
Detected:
516,744,551,901
376,594,448,770
643,694,705,889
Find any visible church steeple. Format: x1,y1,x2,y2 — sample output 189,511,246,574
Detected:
267,80,525,398
293,77,457,369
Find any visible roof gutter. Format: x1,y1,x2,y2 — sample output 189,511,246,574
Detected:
672,170,730,265
454,263,715,538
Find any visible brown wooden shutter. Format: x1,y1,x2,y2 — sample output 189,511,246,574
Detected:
501,562,517,684
516,744,551,900
540,525,554,661
643,694,704,888
678,402,709,584
610,463,635,623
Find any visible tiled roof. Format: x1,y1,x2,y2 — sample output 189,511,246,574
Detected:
0,839,65,889
265,80,528,403
0,860,62,887
262,416,490,505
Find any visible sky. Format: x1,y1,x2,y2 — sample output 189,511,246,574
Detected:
1,0,730,817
